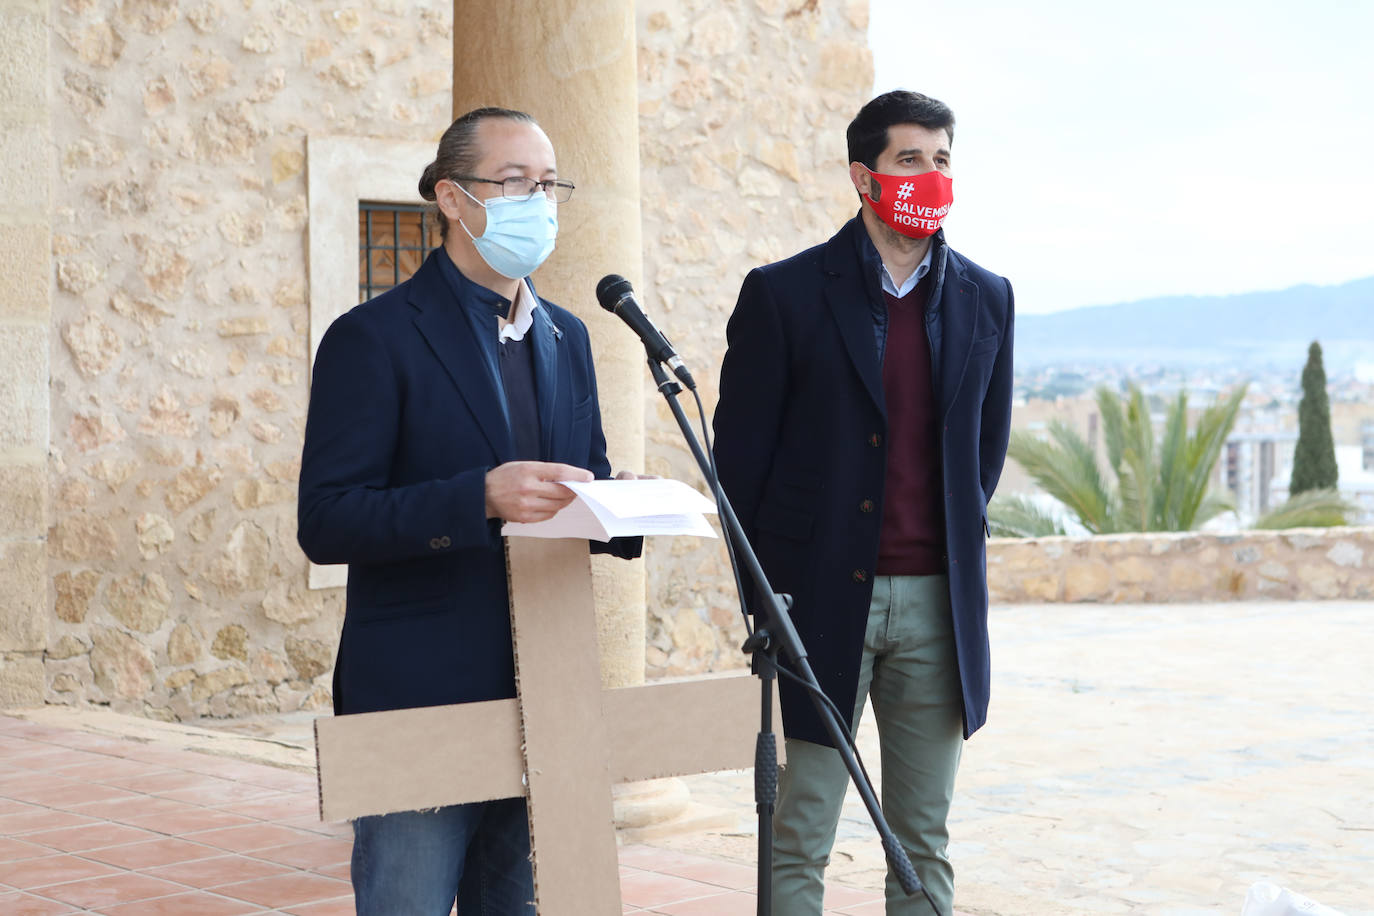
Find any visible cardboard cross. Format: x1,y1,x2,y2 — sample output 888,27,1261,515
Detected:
314,536,775,912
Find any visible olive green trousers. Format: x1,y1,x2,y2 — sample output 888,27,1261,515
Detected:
772,574,964,915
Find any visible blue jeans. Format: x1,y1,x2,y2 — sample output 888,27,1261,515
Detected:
351,798,535,915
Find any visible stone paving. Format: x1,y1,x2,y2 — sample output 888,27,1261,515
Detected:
3,599,1370,914
0,713,885,914
660,600,1374,915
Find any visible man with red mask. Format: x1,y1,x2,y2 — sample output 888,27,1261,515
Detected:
713,90,1014,915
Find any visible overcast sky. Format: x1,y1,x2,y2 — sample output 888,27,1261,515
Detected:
869,0,1374,315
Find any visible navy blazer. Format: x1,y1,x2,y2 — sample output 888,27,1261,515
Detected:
298,249,639,716
713,217,1013,741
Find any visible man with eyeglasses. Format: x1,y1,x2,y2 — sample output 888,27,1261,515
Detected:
298,106,642,915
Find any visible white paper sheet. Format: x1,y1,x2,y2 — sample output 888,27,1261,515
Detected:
502,478,719,541
562,479,718,516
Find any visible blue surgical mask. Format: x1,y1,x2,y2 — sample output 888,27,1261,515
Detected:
453,181,558,280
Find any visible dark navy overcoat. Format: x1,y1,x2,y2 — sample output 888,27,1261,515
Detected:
298,250,638,717
713,217,1014,741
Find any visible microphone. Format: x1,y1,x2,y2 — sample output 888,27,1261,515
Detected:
596,274,696,389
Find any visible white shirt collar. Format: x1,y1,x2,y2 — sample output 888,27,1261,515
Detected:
497,279,540,343
880,245,933,298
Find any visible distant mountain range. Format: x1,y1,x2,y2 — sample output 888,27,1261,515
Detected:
1015,276,1374,372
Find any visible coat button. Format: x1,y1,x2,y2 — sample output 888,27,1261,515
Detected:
868,433,882,447
429,537,441,550
439,535,451,548
852,568,867,583
859,499,875,513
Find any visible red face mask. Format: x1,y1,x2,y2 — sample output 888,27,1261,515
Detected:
861,168,954,239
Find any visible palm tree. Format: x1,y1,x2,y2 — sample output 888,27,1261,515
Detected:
991,382,1247,535
1253,488,1354,529
985,493,1067,538
995,419,1117,533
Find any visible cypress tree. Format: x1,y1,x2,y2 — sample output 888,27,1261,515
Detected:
1289,340,1338,495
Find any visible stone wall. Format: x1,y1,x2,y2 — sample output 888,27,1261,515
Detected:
643,527,1374,676
987,527,1374,604
44,0,453,719
31,0,875,716
1,0,54,707
635,0,874,677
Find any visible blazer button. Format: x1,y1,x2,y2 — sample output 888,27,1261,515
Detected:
858,499,875,513
439,535,452,548
868,433,882,447
852,568,867,583
429,537,441,550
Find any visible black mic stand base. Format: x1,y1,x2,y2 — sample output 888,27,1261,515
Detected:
742,627,781,916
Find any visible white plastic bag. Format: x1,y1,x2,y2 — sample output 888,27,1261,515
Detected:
1242,882,1347,916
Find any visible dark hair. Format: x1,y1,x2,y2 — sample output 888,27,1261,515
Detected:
846,91,955,168
418,106,537,239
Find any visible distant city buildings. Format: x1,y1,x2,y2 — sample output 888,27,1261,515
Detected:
1221,432,1295,520
1008,363,1374,528
1218,400,1374,526
1332,444,1374,523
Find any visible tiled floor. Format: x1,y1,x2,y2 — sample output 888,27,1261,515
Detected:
0,714,888,915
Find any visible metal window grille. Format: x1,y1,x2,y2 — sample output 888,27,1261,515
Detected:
358,202,442,302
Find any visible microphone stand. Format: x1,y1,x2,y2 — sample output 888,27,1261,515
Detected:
643,358,927,915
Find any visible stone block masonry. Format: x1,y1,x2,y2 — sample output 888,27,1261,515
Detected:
645,527,1374,680
40,0,454,719
988,527,1374,604
28,0,879,720
0,0,54,709
636,0,875,680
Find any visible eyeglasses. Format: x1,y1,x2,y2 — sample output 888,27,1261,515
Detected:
451,176,576,203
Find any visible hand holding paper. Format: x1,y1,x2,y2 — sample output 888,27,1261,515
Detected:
485,461,591,523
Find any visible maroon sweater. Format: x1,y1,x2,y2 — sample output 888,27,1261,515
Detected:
877,277,946,576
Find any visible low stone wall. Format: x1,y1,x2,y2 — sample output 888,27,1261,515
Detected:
643,527,1374,682
987,527,1374,604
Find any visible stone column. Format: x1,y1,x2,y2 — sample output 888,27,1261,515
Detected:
452,2,646,691
0,0,53,707
453,0,696,829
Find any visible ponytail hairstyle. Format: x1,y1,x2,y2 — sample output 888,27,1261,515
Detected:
418,106,537,240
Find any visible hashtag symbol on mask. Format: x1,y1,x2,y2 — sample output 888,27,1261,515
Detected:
896,182,914,200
